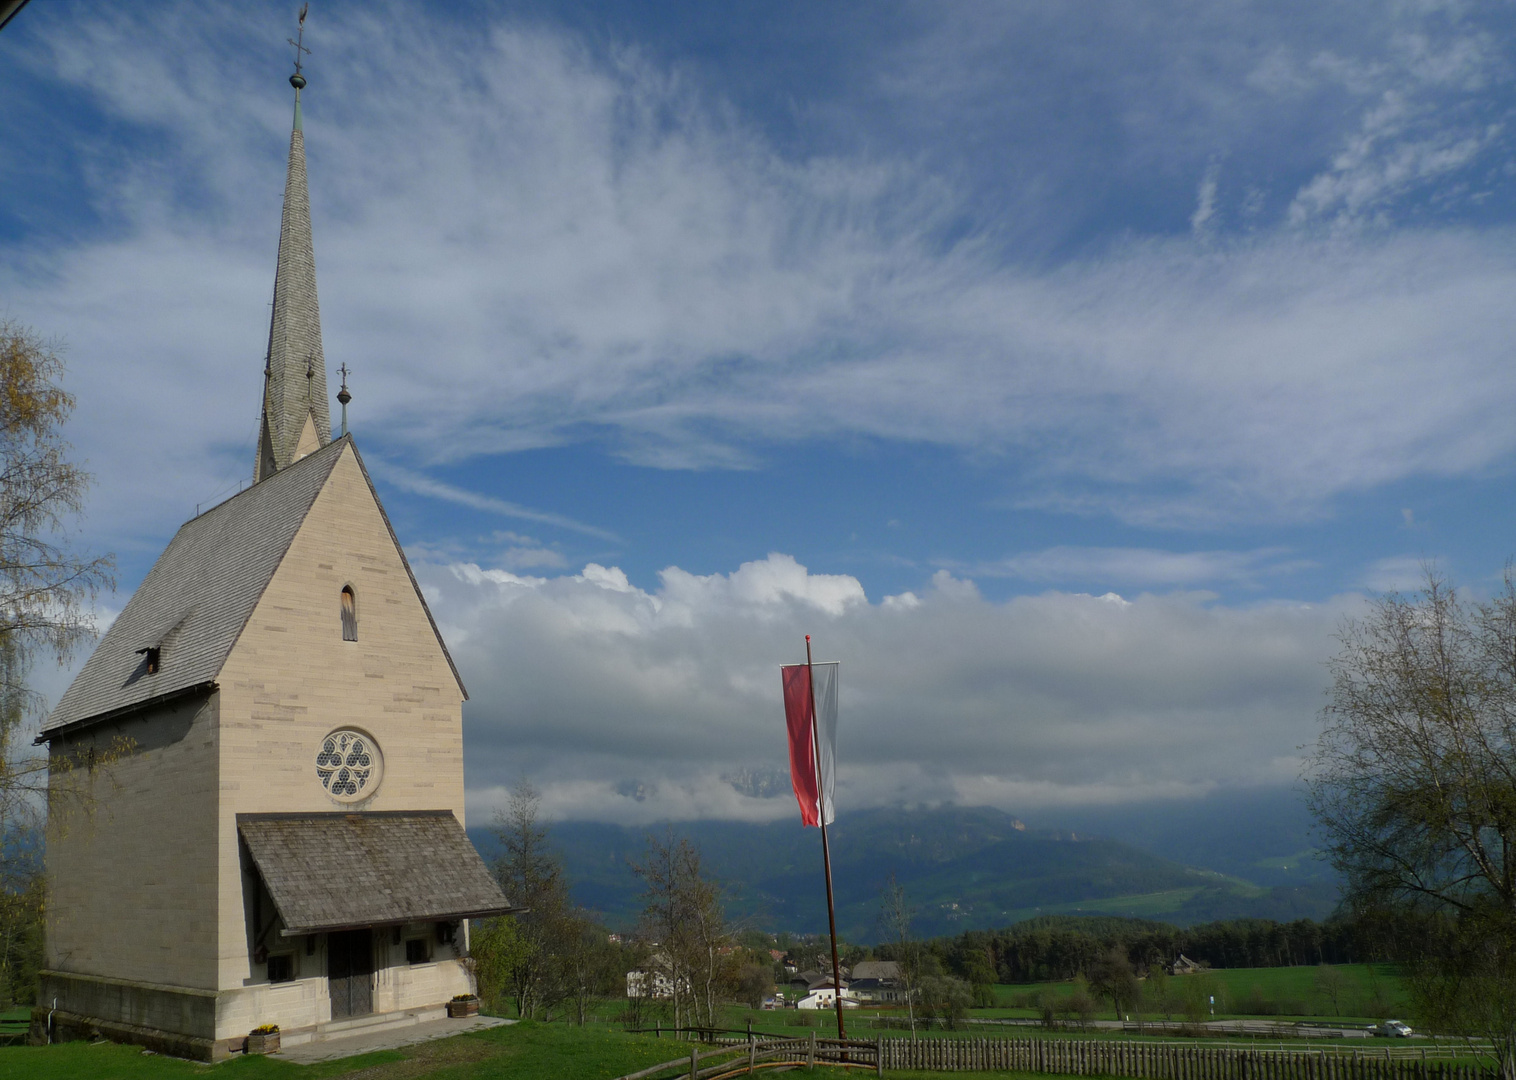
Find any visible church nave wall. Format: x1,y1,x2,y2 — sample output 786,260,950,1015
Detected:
43,694,222,999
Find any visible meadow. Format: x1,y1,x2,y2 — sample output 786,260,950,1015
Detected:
0,964,1423,1079
0,1019,1090,1080
985,964,1408,1025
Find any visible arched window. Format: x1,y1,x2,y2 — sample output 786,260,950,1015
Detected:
341,586,357,641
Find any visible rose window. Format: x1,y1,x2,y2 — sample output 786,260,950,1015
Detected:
316,729,383,802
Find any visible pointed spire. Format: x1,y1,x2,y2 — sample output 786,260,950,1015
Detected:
256,6,330,482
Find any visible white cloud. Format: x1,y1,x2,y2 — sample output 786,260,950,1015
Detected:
423,552,1353,823
1359,554,1435,593
4,3,1516,544
1191,162,1221,237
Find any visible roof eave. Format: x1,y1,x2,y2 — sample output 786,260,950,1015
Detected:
278,905,527,937
35,681,219,745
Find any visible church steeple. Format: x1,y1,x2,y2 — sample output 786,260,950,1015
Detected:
256,6,331,483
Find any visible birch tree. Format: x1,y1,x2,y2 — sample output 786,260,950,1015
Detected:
632,831,728,1030
1309,567,1516,1080
0,322,113,1006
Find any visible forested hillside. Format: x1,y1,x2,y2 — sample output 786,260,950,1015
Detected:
469,800,1339,940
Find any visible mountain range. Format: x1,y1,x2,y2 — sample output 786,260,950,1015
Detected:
469,787,1340,941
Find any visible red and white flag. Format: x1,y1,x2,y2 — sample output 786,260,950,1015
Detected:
781,661,838,826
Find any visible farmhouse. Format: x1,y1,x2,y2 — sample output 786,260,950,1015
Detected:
31,65,514,1060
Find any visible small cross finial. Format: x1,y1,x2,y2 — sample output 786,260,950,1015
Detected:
288,4,311,80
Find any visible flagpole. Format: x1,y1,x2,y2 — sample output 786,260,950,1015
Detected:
806,634,847,1044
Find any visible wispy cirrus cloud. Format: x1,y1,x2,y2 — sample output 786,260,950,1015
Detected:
5,1,1516,547
372,459,619,541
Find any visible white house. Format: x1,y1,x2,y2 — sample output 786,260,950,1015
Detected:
796,982,858,1010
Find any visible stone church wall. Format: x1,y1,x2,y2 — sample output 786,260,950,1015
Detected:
44,694,221,997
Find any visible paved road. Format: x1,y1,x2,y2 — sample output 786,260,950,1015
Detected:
964,1017,1376,1039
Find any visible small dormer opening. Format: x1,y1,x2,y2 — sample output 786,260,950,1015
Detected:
341,586,357,641
137,646,161,675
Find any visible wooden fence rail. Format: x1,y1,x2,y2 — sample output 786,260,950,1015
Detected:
680,1036,1499,1079
614,1033,883,1080
874,1037,1496,1079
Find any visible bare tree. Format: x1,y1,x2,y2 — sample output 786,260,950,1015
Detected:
1314,964,1346,1017
877,874,921,1038
1308,567,1516,1079
632,830,728,1031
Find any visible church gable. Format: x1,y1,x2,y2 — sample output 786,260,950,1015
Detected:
224,440,465,709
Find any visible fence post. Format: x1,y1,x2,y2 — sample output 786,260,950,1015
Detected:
876,1035,884,1078
748,1033,755,1076
689,1045,697,1080
809,1030,816,1068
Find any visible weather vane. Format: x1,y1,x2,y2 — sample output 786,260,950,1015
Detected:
287,3,311,78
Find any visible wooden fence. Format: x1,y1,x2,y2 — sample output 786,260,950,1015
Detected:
675,1035,1498,1079
614,1033,882,1080
871,1037,1495,1079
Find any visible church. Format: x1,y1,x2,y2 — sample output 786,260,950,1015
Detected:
30,60,514,1061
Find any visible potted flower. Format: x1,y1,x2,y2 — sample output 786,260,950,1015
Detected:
246,1024,281,1054
448,994,480,1018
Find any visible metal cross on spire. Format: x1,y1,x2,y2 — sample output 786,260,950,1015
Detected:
337,364,352,437
287,3,311,77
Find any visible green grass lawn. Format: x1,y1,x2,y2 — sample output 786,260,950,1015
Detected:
0,1022,1097,1080
0,964,1419,1078
983,963,1407,1024
0,1021,694,1080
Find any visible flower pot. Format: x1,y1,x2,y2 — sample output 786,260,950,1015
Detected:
246,1031,281,1055
448,999,479,1018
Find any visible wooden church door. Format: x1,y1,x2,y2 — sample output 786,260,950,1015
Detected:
327,929,374,1018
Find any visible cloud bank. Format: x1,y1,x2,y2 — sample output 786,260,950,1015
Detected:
425,553,1350,824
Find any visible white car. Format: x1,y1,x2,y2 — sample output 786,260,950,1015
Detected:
1371,1021,1414,1038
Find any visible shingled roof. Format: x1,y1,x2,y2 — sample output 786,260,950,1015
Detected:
238,811,518,934
43,439,349,735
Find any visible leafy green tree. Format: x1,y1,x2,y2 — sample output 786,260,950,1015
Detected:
469,915,529,1013
491,780,574,1019
1088,945,1139,1019
919,975,973,1030
1309,568,1516,1080
1144,968,1176,1021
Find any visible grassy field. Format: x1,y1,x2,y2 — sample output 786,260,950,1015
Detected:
985,963,1408,1024
0,964,1419,1077
0,1020,1099,1080
0,1021,697,1080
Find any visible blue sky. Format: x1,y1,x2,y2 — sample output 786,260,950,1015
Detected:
5,1,1516,823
